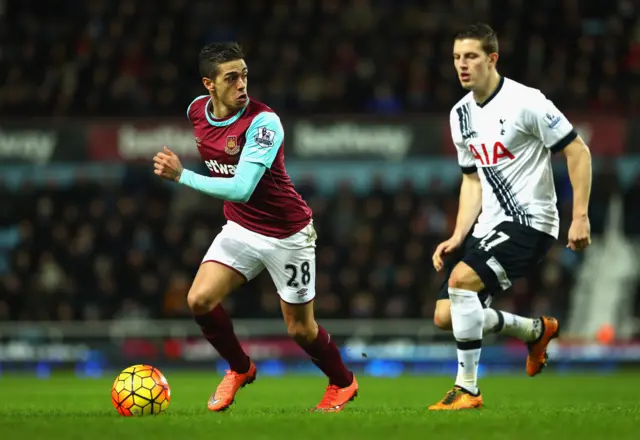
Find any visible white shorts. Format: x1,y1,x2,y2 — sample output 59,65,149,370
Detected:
202,221,317,304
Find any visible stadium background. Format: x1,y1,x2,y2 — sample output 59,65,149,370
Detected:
1,0,640,378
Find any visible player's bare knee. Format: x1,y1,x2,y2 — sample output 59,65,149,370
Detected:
433,300,453,330
434,310,452,330
187,287,224,314
281,300,317,344
448,267,471,289
187,262,244,315
448,263,484,291
286,320,318,345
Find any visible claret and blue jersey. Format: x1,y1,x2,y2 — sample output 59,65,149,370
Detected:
184,95,311,239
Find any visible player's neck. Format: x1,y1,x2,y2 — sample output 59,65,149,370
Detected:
473,72,502,105
209,97,241,120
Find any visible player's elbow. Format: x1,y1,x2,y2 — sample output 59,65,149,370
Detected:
232,185,253,203
575,141,591,159
581,143,591,160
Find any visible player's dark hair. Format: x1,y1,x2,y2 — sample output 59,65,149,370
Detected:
453,23,499,55
198,42,245,79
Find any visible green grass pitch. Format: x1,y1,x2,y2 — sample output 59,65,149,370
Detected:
0,372,639,439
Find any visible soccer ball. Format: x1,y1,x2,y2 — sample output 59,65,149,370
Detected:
111,364,171,416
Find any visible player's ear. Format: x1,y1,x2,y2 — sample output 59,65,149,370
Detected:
488,52,499,67
202,77,215,92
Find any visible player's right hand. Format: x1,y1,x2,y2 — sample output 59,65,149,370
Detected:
432,236,463,272
153,146,184,183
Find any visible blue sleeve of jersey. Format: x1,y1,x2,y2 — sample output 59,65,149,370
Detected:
178,160,265,203
177,111,282,202
186,95,208,121
241,111,284,168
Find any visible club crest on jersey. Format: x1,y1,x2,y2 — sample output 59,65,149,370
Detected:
194,137,202,148
225,135,240,155
254,126,275,148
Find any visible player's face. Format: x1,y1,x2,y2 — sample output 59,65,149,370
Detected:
205,59,249,111
453,39,497,91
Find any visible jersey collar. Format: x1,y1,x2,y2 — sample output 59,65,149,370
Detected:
476,76,505,108
205,98,250,127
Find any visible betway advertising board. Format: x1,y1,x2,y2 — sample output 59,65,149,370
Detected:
0,114,631,164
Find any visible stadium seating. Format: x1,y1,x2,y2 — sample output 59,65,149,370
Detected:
0,165,620,322
0,0,638,117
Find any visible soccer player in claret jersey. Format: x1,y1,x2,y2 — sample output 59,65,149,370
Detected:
152,42,358,412
429,23,593,410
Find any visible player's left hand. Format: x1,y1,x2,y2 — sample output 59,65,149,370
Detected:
153,146,184,182
567,216,591,251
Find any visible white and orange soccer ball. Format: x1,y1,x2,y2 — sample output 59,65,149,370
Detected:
111,364,171,416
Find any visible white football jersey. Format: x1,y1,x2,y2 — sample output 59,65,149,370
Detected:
450,77,577,239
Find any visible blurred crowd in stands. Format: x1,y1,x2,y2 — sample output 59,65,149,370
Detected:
1,0,640,326
1,0,639,117
1,165,636,322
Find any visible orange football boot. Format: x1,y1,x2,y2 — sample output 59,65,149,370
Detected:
312,375,359,412
428,386,483,411
207,361,257,411
526,316,560,377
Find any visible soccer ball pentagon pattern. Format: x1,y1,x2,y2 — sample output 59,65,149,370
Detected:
111,364,171,416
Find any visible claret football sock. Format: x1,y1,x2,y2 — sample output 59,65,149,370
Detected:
194,304,251,374
298,325,353,388
483,308,542,342
449,288,484,395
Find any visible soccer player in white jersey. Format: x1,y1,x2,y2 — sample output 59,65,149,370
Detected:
429,23,593,410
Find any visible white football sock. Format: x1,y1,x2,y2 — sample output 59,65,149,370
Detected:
449,288,483,395
500,311,541,342
456,347,481,394
486,309,542,342
483,308,500,333
476,307,543,342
